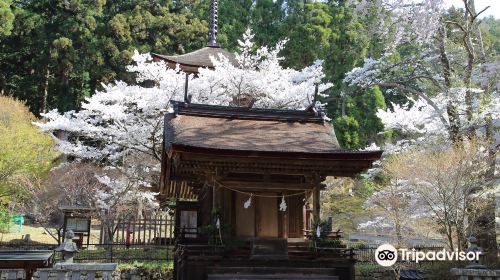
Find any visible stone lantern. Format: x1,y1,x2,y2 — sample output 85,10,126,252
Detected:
465,236,486,269
55,230,79,263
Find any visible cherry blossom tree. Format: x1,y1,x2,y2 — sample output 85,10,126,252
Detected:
35,30,332,241
363,146,491,250
345,0,499,148
348,0,499,258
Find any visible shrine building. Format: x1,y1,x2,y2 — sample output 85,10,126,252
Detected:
154,0,382,278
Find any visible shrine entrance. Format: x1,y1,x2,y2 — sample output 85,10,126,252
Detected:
256,194,278,238
160,101,383,280
235,192,279,238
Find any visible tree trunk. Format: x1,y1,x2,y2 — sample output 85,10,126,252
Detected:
438,24,462,143
394,217,402,247
462,1,476,139
465,0,498,263
41,68,50,114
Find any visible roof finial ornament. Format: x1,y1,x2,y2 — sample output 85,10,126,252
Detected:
207,0,219,48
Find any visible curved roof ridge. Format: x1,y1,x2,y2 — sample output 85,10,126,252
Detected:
151,47,237,73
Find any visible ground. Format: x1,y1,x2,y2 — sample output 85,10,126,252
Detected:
1,224,102,244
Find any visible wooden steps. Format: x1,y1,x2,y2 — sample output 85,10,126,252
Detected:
207,267,338,280
287,241,314,260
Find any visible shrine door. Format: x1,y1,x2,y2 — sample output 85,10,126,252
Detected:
235,192,278,238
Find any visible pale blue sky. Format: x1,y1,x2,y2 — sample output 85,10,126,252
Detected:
443,0,499,19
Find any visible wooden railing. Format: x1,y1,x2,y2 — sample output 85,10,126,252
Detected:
104,215,175,245
303,229,343,240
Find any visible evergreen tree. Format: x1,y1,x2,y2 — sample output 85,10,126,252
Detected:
217,0,253,50
280,1,332,69
0,0,14,36
250,0,285,47
323,1,387,149
0,0,207,115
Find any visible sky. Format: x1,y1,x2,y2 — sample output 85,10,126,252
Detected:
443,0,500,19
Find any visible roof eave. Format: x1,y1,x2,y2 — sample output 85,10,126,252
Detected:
151,53,215,71
169,143,383,161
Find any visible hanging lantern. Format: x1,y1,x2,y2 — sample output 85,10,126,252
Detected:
244,194,253,209
279,195,287,212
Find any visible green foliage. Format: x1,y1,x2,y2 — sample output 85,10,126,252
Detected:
322,2,390,150
250,0,284,47
281,1,332,68
348,240,367,249
317,239,343,248
325,3,369,90
0,0,207,114
117,261,174,279
217,0,253,50
307,216,328,248
481,16,500,56
355,263,384,277
198,207,229,245
0,0,14,36
3,0,486,149
0,0,392,147
0,206,12,234
321,178,374,234
307,216,346,249
0,96,57,202
334,115,360,149
332,86,390,149
118,260,173,271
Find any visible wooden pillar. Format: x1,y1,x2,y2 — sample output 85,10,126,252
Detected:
313,185,320,220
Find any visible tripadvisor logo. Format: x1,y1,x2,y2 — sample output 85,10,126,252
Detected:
375,244,398,267
374,243,481,267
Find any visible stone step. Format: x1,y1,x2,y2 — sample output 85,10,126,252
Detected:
207,273,338,280
207,266,336,275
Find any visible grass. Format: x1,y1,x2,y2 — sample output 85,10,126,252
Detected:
355,263,386,277
117,261,174,279
69,245,173,262
1,225,58,244
1,224,103,244
355,261,479,279
118,261,173,270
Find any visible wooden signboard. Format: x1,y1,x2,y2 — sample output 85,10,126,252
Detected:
65,218,89,233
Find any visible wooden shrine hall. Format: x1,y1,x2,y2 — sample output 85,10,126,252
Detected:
159,101,382,280
154,0,381,279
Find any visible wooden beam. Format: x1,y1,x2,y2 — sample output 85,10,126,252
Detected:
179,152,376,167
173,164,369,178
219,181,311,190
172,144,382,161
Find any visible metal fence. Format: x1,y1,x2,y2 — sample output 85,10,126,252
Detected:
0,241,447,264
0,242,173,263
346,243,446,263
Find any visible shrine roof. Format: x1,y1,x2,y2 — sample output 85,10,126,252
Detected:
164,102,381,159
151,47,237,71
